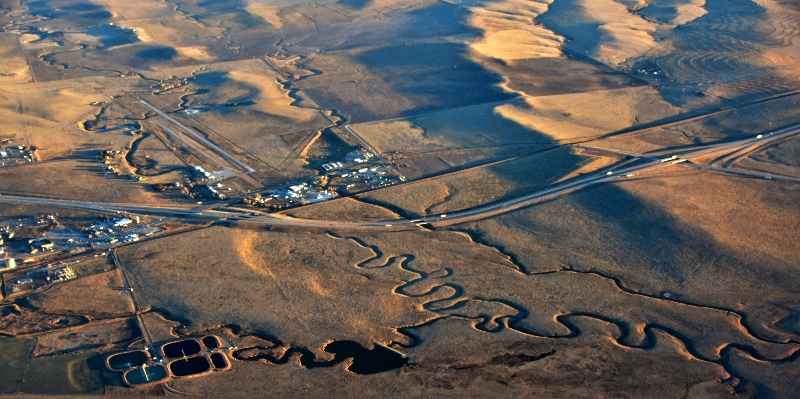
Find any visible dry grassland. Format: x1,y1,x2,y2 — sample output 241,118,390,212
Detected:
0,33,32,84
464,0,563,61
116,222,800,392
0,158,163,203
117,227,434,355
0,75,153,159
287,197,400,221
350,101,553,176
33,318,137,356
590,92,800,154
400,316,730,397
25,268,133,318
736,136,800,178
460,172,800,325
479,56,645,98
166,316,731,397
359,147,609,217
139,311,183,343
495,87,682,141
538,0,660,66
0,0,799,396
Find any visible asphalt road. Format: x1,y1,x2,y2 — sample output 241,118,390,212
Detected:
228,124,800,229
1,122,799,232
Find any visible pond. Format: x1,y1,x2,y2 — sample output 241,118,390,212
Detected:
326,341,408,375
123,365,168,386
201,336,220,349
107,351,148,370
162,339,201,358
210,353,228,369
169,356,211,377
233,340,408,375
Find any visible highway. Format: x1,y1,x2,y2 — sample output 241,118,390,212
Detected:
226,122,800,228
1,121,799,233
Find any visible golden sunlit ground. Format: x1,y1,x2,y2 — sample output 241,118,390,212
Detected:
0,0,799,397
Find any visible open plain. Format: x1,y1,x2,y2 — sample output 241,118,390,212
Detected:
0,0,800,397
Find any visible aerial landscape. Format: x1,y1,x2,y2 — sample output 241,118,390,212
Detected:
1,0,800,397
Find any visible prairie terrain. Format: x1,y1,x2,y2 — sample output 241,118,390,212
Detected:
0,0,799,397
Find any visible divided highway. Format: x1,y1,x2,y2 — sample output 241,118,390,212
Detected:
2,121,799,231
230,122,800,229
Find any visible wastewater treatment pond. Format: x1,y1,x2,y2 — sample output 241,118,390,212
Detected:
107,350,148,370
124,365,168,385
169,356,211,377
106,335,231,386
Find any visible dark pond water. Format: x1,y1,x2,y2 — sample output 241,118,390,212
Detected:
233,340,407,375
201,336,220,349
169,356,211,377
162,340,201,358
123,365,167,385
210,353,228,369
327,341,407,375
98,123,140,132
107,351,148,370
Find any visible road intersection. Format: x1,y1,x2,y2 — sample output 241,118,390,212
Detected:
2,120,798,232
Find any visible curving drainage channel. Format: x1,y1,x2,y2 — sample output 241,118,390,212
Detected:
107,335,409,387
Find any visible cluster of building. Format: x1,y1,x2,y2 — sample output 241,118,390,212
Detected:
0,214,165,297
189,167,237,200
193,165,215,180
99,149,143,180
98,148,150,181
243,184,338,209
321,148,374,171
152,181,185,193
0,215,59,261
201,182,230,200
1,214,152,259
28,238,55,254
333,165,401,189
0,226,16,271
85,217,143,246
243,148,404,210
636,67,666,77
5,263,78,295
0,142,38,166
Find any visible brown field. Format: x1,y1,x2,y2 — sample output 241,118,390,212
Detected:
349,101,558,178
287,197,399,221
33,318,138,356
589,91,800,155
1,0,800,396
359,147,613,217
736,136,800,178
0,159,165,203
458,171,800,325
25,269,133,318
114,213,800,396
